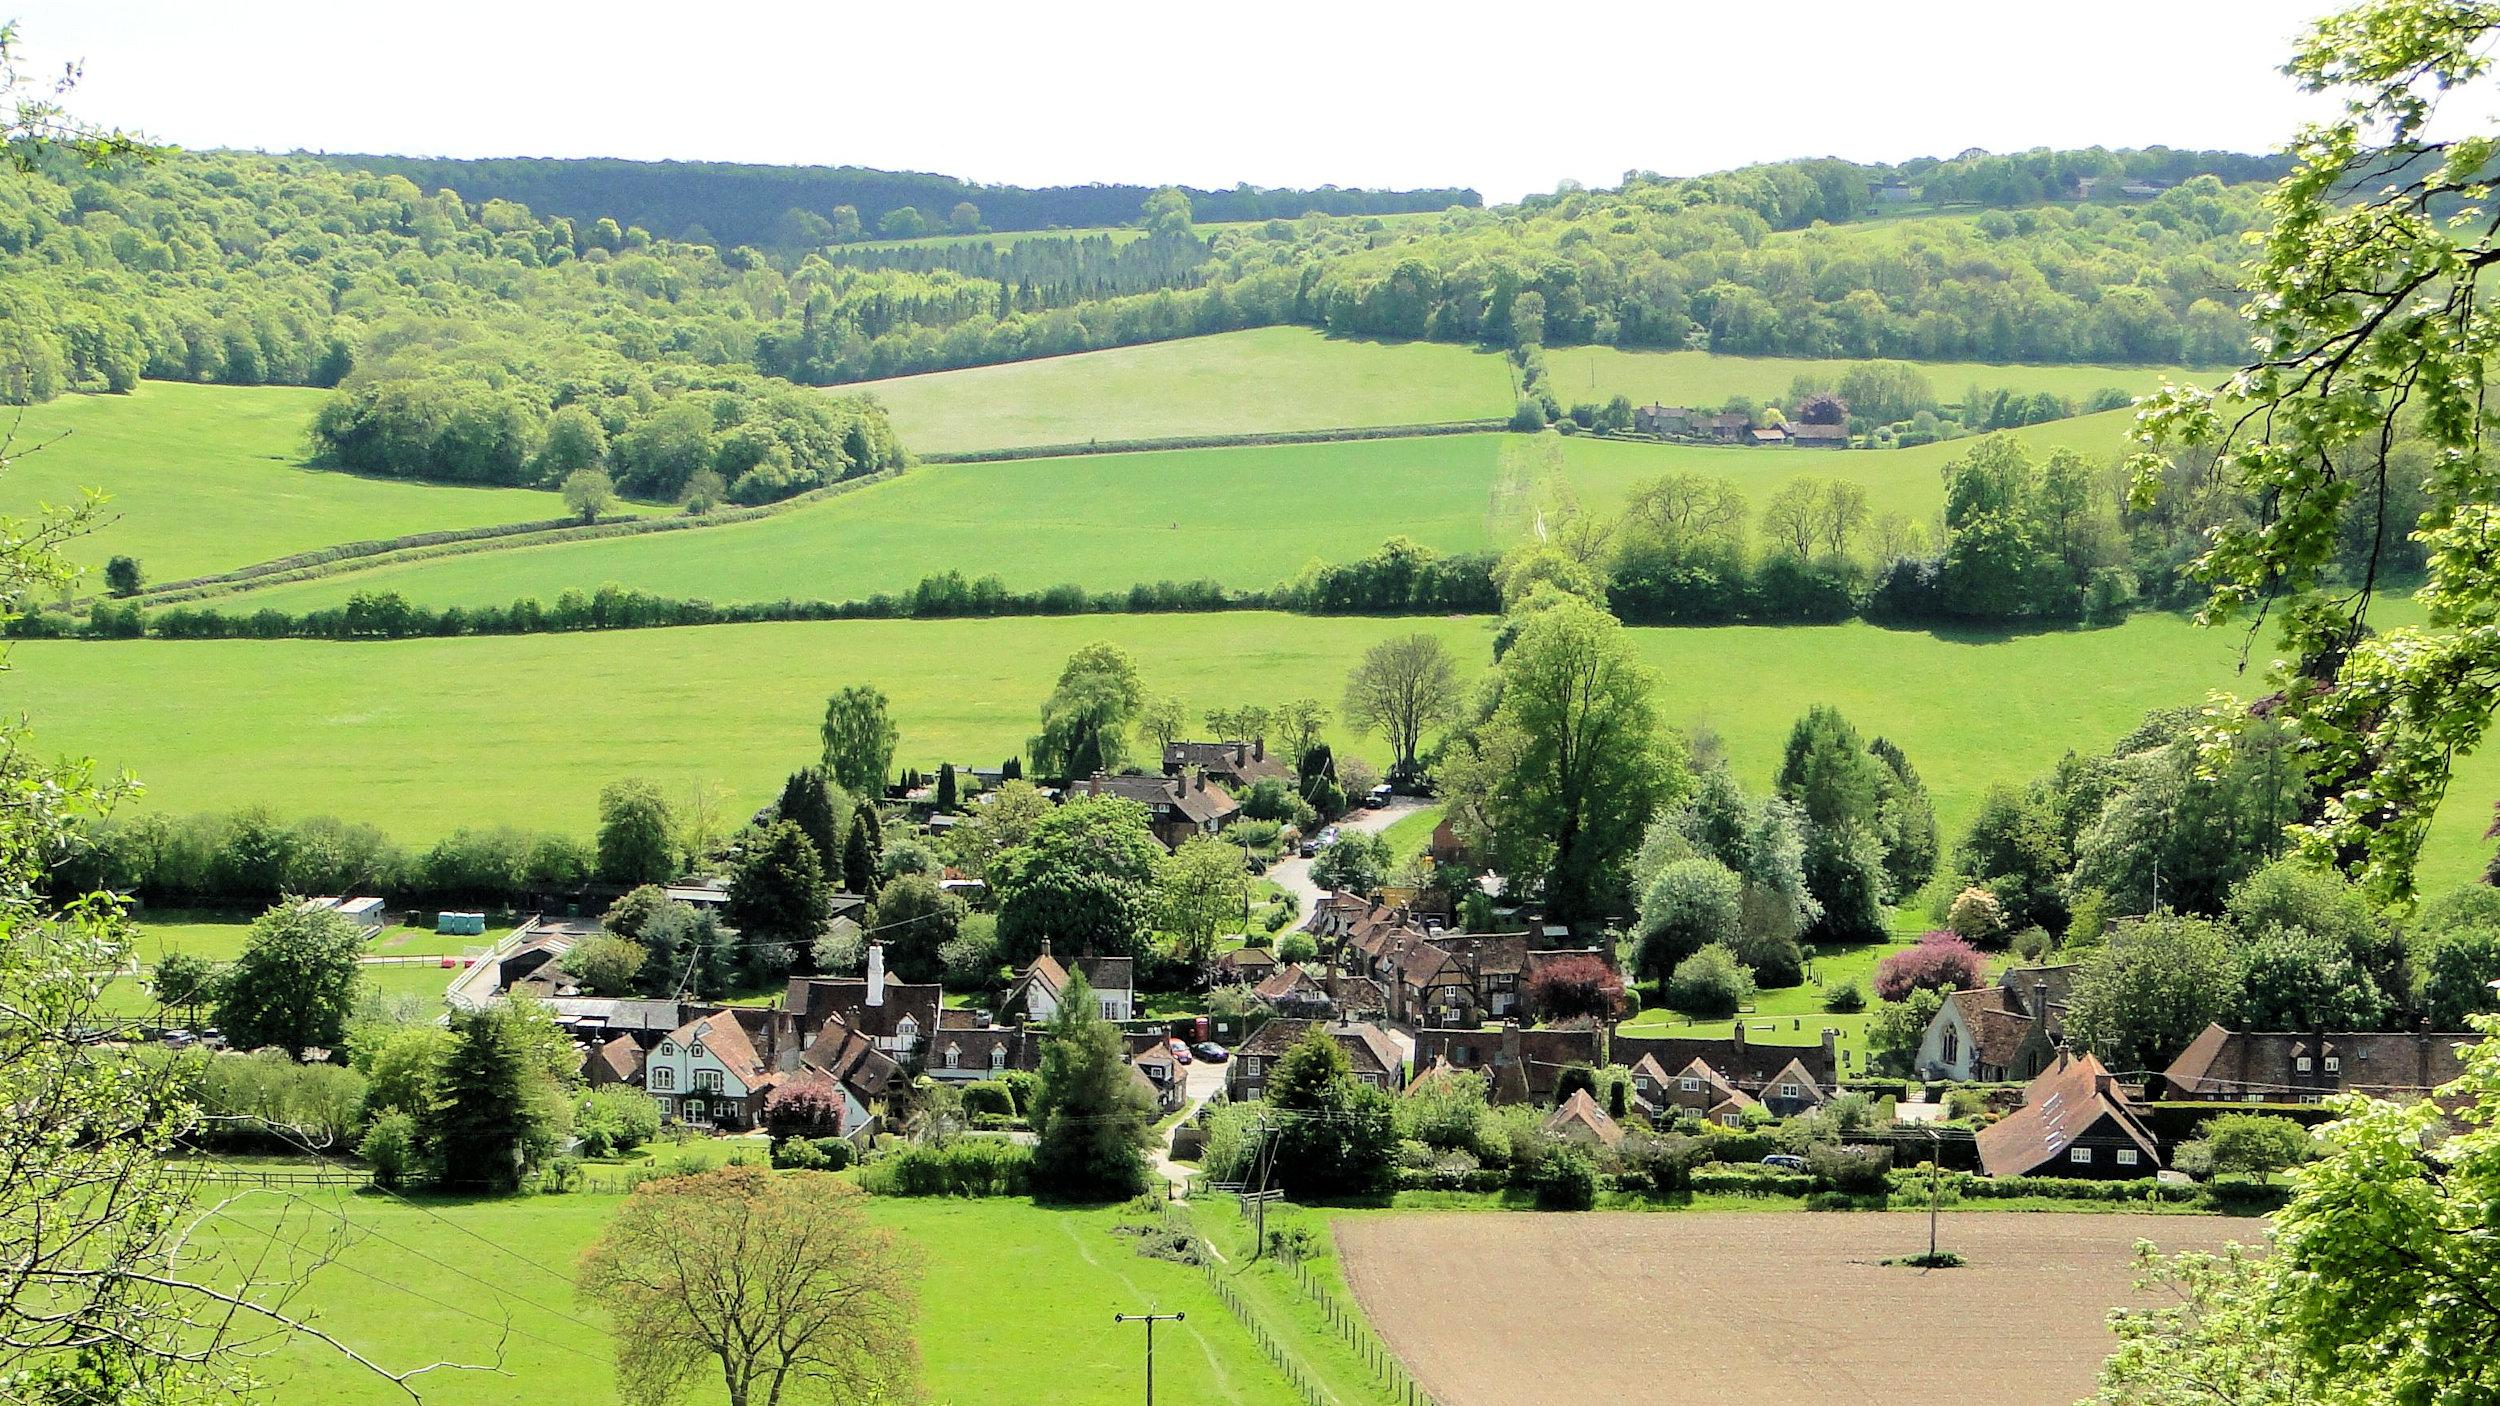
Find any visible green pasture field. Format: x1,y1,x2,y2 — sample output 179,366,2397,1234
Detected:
849,326,1518,454
208,410,2135,614
14,605,2495,892
0,382,587,581
1541,344,2215,414
196,1190,1311,1406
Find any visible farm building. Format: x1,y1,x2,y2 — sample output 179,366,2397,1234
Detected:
2156,1023,2485,1102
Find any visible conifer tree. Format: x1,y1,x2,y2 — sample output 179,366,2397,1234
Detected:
1029,974,1155,1199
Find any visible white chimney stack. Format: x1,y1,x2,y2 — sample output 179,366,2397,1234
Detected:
866,942,886,1004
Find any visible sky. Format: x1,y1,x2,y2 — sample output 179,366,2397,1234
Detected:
9,1,2347,204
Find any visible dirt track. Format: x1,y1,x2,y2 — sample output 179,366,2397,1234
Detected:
1334,1211,2255,1406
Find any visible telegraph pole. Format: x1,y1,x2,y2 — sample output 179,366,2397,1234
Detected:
1114,1310,1186,1405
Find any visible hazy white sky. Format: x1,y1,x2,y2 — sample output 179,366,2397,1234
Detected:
10,1,2343,203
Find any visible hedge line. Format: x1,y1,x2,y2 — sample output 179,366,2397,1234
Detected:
120,466,906,609
918,419,1510,464
130,514,607,596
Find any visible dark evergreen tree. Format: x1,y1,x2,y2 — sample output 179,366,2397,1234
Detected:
935,763,958,811
428,1005,555,1192
725,821,830,983
776,766,841,871
843,802,882,897
1264,1026,1397,1198
1029,974,1155,1199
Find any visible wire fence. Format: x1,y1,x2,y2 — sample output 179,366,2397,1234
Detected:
176,1165,372,1189
1197,1255,1341,1406
1274,1250,1439,1406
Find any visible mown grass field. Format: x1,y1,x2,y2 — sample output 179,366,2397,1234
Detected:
16,606,2494,892
197,1190,1309,1406
212,411,2136,614
850,326,1518,453
0,383,584,581
1541,345,2213,413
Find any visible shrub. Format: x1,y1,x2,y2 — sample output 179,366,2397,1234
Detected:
857,1138,1032,1197
1666,943,1757,1017
1945,887,2007,945
575,1085,664,1158
962,1080,1018,1125
1873,931,1984,1002
1942,1088,1990,1121
357,1110,427,1189
770,1136,855,1171
1620,1131,1706,1196
1805,1142,1893,1194
1523,954,1626,1021
1823,982,1866,1013
1533,1143,1599,1211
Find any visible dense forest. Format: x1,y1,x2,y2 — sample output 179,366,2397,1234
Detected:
310,154,1480,248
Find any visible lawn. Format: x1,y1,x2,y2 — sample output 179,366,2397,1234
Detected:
1541,345,2215,414
194,1190,1314,1406
209,410,2136,615
0,382,587,582
13,605,2498,892
848,326,1517,454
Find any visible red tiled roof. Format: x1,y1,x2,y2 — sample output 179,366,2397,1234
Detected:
1976,1050,2158,1177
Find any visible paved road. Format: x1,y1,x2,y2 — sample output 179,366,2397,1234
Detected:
1267,797,1430,914
1151,1054,1230,1197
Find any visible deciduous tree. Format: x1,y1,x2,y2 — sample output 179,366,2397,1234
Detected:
820,685,899,796
598,779,677,886
1343,633,1461,777
212,899,366,1057
578,1167,920,1406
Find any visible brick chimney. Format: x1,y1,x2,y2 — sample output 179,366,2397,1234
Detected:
1234,742,1248,767
1087,771,1105,797
1253,736,1265,762
1731,1020,1747,1053
1500,1018,1521,1067
866,943,885,1006
2029,981,2051,1037
1194,770,1206,792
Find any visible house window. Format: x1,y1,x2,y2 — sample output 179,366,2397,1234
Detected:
1942,1028,1959,1063
2295,1055,2312,1073
650,1066,677,1092
1245,1057,1261,1076
990,1046,1007,1071
695,1069,723,1094
658,1041,677,1057
1679,1077,1701,1093
1719,1113,1741,1127
689,1040,704,1057
684,1098,707,1123
944,1045,960,1070
654,1095,676,1116
896,1016,920,1043
2116,1148,2139,1167
2070,1147,2093,1164
1780,1083,1800,1099
2324,1056,2341,1074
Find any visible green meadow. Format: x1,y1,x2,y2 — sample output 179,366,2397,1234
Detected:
196,1191,1311,1406
849,326,1518,453
210,411,2137,614
1541,344,2214,412
0,383,584,582
15,607,2494,892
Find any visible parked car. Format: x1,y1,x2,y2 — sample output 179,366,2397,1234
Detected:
1761,1154,1808,1171
1297,835,1321,858
1167,1037,1192,1064
1365,784,1393,809
1193,1042,1228,1063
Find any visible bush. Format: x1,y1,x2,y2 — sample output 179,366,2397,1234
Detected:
1823,982,1866,1013
770,1136,855,1171
1690,1166,1815,1197
1805,1143,1893,1194
857,1138,1032,1197
1873,931,1984,1002
1533,1144,1599,1210
357,1110,427,1189
1666,942,1757,1017
962,1080,1018,1125
575,1085,665,1158
1620,1131,1706,1196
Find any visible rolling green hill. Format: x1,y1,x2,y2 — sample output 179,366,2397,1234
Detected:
850,327,1518,454
16,607,2492,891
203,410,2138,614
0,383,592,582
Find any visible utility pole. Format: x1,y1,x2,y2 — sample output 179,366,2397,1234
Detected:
1924,1124,1944,1262
1114,1309,1186,1406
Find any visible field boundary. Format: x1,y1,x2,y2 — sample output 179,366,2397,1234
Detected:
118,467,907,608
919,418,1510,464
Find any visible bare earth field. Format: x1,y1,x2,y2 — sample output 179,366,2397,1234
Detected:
1335,1212,2252,1406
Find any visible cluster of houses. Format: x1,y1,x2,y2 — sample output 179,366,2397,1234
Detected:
1628,404,1851,447
1208,892,2492,1181
471,924,1184,1139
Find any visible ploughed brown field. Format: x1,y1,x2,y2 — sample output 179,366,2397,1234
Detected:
1335,1212,2255,1406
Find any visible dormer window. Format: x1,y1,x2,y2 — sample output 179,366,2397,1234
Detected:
944,1045,960,1070
990,1045,1007,1070
2295,1055,2313,1073
1679,1077,1701,1093
2324,1055,2341,1074
896,1016,919,1042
